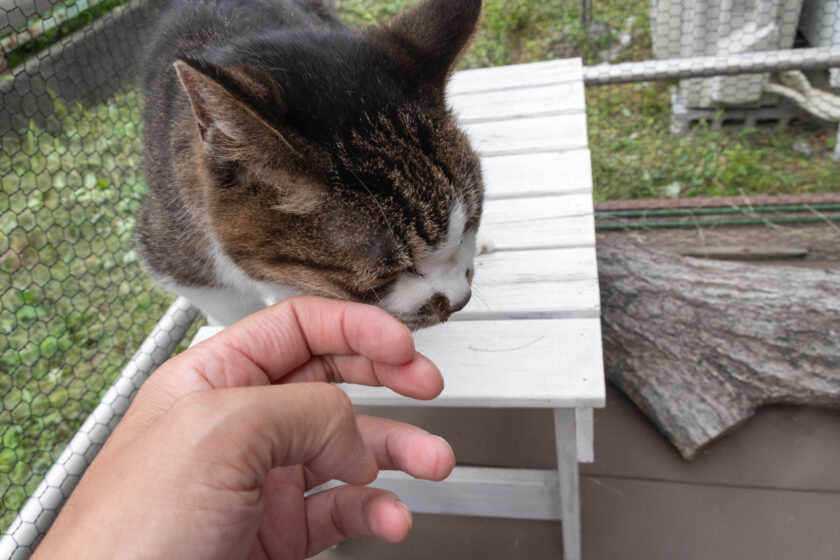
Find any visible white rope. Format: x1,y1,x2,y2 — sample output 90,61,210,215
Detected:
764,70,840,122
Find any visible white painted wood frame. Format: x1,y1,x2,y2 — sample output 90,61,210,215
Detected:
190,57,605,560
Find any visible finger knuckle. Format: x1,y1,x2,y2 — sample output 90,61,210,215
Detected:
302,383,355,432
173,389,218,417
166,390,233,441
314,382,353,412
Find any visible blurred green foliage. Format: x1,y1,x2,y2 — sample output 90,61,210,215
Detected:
0,90,176,530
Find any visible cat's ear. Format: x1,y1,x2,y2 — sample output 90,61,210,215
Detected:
174,60,325,213
173,59,293,163
367,0,482,92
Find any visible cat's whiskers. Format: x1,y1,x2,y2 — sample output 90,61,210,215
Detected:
367,287,384,307
292,279,352,303
412,322,428,341
407,317,425,334
469,283,493,313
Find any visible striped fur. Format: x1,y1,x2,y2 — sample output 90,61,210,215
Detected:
136,0,484,327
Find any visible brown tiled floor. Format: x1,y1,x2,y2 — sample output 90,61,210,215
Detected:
315,386,840,559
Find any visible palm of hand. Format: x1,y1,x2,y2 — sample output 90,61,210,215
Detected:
35,298,451,560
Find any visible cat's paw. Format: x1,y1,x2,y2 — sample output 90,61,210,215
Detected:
476,234,495,255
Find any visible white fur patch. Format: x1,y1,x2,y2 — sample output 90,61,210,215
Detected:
207,238,304,305
161,237,303,326
381,203,476,317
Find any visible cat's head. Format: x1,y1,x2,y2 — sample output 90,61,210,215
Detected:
174,0,483,329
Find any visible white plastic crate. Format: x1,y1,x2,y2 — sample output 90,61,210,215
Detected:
652,0,803,107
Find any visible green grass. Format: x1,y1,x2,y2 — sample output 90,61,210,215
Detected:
588,81,840,200
0,90,179,530
1,0,838,534
339,0,839,200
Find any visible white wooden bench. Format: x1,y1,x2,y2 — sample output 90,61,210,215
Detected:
191,58,605,560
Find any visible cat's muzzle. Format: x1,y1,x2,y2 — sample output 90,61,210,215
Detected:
405,291,471,329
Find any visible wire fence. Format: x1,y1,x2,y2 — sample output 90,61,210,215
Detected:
1,0,839,556
0,0,185,547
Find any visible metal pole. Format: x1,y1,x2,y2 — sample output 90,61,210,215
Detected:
583,46,840,85
0,297,198,560
580,0,592,28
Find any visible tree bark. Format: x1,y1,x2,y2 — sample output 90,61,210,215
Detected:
597,239,840,459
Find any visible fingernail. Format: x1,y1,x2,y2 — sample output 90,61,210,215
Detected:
431,435,454,453
394,499,412,525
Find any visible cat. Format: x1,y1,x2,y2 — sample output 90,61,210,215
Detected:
136,0,485,329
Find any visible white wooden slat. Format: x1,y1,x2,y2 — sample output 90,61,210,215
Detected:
481,194,595,250
451,82,585,123
192,317,606,407
190,326,220,347
481,149,593,199
360,467,563,520
183,250,601,323
464,113,589,157
188,249,601,331
576,408,595,463
555,408,583,560
188,246,602,324
448,58,582,96
458,246,599,319
185,252,601,325
342,318,605,407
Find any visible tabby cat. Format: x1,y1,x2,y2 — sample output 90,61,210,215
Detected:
136,0,485,328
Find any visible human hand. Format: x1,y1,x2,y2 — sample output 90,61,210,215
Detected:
35,296,455,559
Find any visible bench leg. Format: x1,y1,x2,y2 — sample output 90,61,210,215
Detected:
554,408,581,560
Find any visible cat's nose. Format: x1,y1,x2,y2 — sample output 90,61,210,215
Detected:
421,292,471,324
450,292,471,313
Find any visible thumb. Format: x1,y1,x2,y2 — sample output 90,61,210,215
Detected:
155,382,378,487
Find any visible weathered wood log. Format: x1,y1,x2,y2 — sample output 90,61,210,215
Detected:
597,239,840,460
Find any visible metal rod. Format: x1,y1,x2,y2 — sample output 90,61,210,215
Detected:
0,297,198,559
1,0,147,82
596,214,840,231
596,203,840,219
1,0,98,73
1,1,96,50
583,46,840,85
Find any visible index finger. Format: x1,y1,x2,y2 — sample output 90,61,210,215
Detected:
218,295,418,375
132,297,442,420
